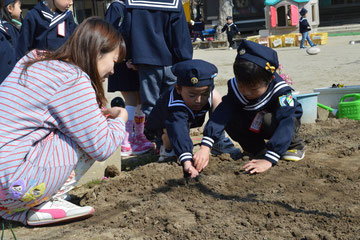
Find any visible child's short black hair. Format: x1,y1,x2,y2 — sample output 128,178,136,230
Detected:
233,58,273,86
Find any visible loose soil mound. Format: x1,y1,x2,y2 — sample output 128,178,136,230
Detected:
3,118,360,240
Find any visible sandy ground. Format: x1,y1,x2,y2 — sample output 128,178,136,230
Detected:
1,35,360,239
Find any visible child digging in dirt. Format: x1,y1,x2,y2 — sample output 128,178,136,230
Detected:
194,40,305,174
145,59,241,178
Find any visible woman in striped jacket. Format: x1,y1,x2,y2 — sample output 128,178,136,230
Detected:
0,17,128,226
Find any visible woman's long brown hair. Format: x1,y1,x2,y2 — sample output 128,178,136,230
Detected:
22,16,126,107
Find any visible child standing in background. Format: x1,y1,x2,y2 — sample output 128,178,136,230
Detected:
0,0,22,47
221,16,240,49
299,8,316,49
16,0,77,59
105,0,154,156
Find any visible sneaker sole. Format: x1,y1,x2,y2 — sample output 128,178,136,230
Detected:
282,152,305,161
27,208,95,226
121,151,132,157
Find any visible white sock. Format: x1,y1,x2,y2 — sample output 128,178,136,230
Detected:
126,105,136,121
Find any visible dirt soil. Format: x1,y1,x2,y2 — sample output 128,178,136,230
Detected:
3,118,360,240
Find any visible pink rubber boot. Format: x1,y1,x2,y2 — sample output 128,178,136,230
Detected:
121,120,134,157
132,116,154,155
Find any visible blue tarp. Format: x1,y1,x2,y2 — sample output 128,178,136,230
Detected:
264,0,309,6
202,28,216,36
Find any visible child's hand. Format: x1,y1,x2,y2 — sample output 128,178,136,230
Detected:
126,59,138,71
242,159,272,174
183,161,199,178
101,107,128,122
193,145,211,172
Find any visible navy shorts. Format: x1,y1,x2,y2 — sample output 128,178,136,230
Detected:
108,62,140,92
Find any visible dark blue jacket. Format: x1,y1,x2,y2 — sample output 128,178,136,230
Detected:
299,17,311,33
16,1,77,59
201,75,303,165
193,20,204,32
2,20,19,47
221,22,240,36
146,87,212,163
125,0,193,66
105,0,132,59
0,20,16,84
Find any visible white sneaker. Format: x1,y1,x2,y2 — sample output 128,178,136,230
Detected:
229,47,233,50
158,145,176,162
27,198,94,226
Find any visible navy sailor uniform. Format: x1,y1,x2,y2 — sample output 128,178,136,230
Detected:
201,75,303,165
125,0,192,66
2,20,19,47
105,0,140,92
221,22,240,37
146,87,212,163
16,1,77,59
0,20,16,84
299,17,311,33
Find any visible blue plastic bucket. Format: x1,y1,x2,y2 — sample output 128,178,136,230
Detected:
293,92,320,123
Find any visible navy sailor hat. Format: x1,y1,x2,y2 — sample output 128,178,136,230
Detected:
172,59,218,87
236,40,279,75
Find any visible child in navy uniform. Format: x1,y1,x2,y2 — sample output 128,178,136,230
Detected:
1,0,22,47
192,17,205,42
0,19,16,83
145,59,241,178
194,40,305,174
221,16,240,49
299,8,316,49
105,0,154,156
16,0,77,59
124,0,193,117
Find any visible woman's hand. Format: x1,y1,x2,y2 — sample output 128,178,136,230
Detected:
101,107,128,122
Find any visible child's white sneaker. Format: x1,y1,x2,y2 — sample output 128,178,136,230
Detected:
158,145,176,162
27,198,94,226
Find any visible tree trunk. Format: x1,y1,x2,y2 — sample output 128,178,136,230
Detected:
216,0,233,41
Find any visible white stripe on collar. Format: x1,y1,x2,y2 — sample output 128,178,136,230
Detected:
168,89,195,118
244,82,288,111
0,22,6,33
113,0,126,5
230,77,248,105
127,0,179,9
230,77,288,111
41,10,53,20
49,10,70,27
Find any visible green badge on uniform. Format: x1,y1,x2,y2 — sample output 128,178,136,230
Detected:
239,49,246,55
191,77,198,85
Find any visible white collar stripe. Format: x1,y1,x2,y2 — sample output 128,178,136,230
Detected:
168,89,195,118
231,78,248,104
127,0,179,9
49,11,69,27
0,24,5,33
41,11,53,20
244,83,288,110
